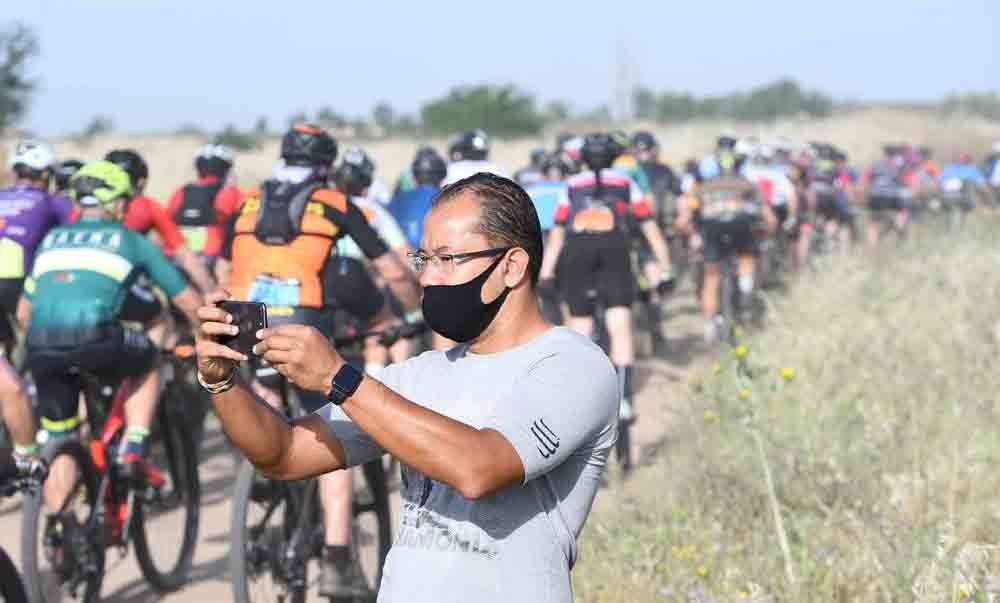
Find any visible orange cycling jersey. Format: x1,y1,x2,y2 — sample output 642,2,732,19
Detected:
227,181,389,308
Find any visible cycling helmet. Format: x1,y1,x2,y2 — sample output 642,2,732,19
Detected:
631,131,658,152
105,149,149,186
8,139,56,172
71,160,132,208
411,150,447,186
716,135,738,151
53,159,84,192
333,147,375,195
196,143,235,177
541,152,574,179
734,137,758,158
453,129,490,161
717,150,742,175
610,130,631,150
281,123,338,167
580,133,623,171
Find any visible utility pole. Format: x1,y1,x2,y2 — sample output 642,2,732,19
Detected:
613,36,636,123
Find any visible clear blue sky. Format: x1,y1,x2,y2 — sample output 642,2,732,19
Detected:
11,0,999,135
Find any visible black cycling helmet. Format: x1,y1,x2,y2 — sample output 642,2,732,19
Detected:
411,150,447,186
53,159,85,192
631,131,658,152
541,152,574,179
580,133,624,171
333,147,375,196
282,123,338,167
105,149,149,187
453,129,489,161
717,135,738,151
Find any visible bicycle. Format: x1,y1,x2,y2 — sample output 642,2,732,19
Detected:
19,343,201,603
0,455,41,603
229,321,425,603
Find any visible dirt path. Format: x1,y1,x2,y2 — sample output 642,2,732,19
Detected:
0,284,709,601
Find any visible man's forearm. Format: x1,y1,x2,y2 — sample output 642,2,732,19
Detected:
177,247,215,293
213,377,294,473
539,226,565,278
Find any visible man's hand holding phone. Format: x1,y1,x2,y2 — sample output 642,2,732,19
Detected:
195,291,258,385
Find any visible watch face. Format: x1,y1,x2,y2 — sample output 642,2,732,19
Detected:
333,364,364,398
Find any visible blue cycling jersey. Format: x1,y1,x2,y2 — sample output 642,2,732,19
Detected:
939,163,986,187
524,180,568,232
388,184,438,249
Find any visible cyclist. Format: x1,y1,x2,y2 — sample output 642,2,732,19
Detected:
0,140,73,479
20,160,202,519
863,145,913,245
444,129,508,185
983,142,1000,206
808,145,854,252
680,145,775,343
539,133,673,423
513,147,547,187
220,123,419,598
392,145,438,197
105,149,216,294
938,152,988,219
389,148,447,250
743,144,800,270
166,144,244,276
524,152,573,325
52,159,84,196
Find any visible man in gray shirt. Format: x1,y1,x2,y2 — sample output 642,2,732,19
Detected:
195,172,618,601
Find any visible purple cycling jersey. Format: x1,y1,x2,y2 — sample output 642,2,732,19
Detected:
0,184,74,279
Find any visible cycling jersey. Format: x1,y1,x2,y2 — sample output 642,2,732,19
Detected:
694,176,761,224
123,195,186,253
23,216,189,333
743,165,795,207
554,169,649,234
166,175,244,257
939,163,986,205
524,180,569,232
395,168,417,196
514,166,544,188
444,160,509,186
612,154,652,194
336,195,408,260
226,179,389,309
0,184,74,280
366,179,392,206
389,184,438,249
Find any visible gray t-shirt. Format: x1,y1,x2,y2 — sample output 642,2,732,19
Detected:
318,326,618,602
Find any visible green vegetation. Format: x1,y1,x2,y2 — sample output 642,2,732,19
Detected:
940,91,1000,122
0,22,38,132
420,84,545,137
575,220,1000,601
213,123,260,151
635,78,834,123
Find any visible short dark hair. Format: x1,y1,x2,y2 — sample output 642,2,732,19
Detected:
434,172,543,286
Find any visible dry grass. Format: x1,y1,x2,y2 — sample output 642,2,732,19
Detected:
573,218,1000,602
3,108,998,197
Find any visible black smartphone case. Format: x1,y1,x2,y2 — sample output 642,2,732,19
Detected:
218,301,268,355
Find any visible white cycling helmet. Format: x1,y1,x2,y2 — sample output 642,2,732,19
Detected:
196,143,235,163
8,139,57,171
734,136,758,158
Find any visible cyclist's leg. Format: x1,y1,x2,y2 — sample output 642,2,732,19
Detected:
700,221,725,339
597,232,638,419
559,235,598,338
25,350,81,512
100,327,159,473
0,358,34,450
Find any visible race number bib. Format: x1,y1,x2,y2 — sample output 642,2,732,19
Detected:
180,226,208,254
248,275,301,307
0,238,26,279
571,206,615,232
942,178,963,194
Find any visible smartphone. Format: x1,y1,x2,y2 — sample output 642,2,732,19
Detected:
217,301,268,355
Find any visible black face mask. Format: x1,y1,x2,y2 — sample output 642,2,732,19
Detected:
421,254,511,343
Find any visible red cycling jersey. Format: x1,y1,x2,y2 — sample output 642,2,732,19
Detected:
166,176,244,257
124,195,186,253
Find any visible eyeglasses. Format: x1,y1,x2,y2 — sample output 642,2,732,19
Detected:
407,246,511,275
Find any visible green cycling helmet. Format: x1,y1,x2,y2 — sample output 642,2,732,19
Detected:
71,160,133,208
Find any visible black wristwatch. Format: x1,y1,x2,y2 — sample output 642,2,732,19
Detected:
328,363,365,405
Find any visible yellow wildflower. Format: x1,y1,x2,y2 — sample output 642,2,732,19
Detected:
780,367,796,380
703,410,719,422
696,565,708,577
734,345,748,358
738,388,750,399
712,363,721,375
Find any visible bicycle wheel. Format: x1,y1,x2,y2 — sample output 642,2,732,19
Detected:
354,460,392,591
0,546,28,603
21,438,104,603
231,459,308,603
131,398,201,592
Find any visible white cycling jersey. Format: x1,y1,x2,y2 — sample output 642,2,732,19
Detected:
444,160,509,186
743,164,795,207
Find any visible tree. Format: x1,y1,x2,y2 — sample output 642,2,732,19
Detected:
81,115,114,138
316,106,346,129
543,100,572,123
253,115,270,137
420,84,544,136
0,22,39,132
287,110,309,129
214,123,258,151
372,101,396,133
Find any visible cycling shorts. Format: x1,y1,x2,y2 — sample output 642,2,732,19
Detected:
250,306,334,414
868,194,905,212
702,218,757,264
26,323,157,434
322,256,385,324
119,279,166,325
560,230,635,317
0,278,23,345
